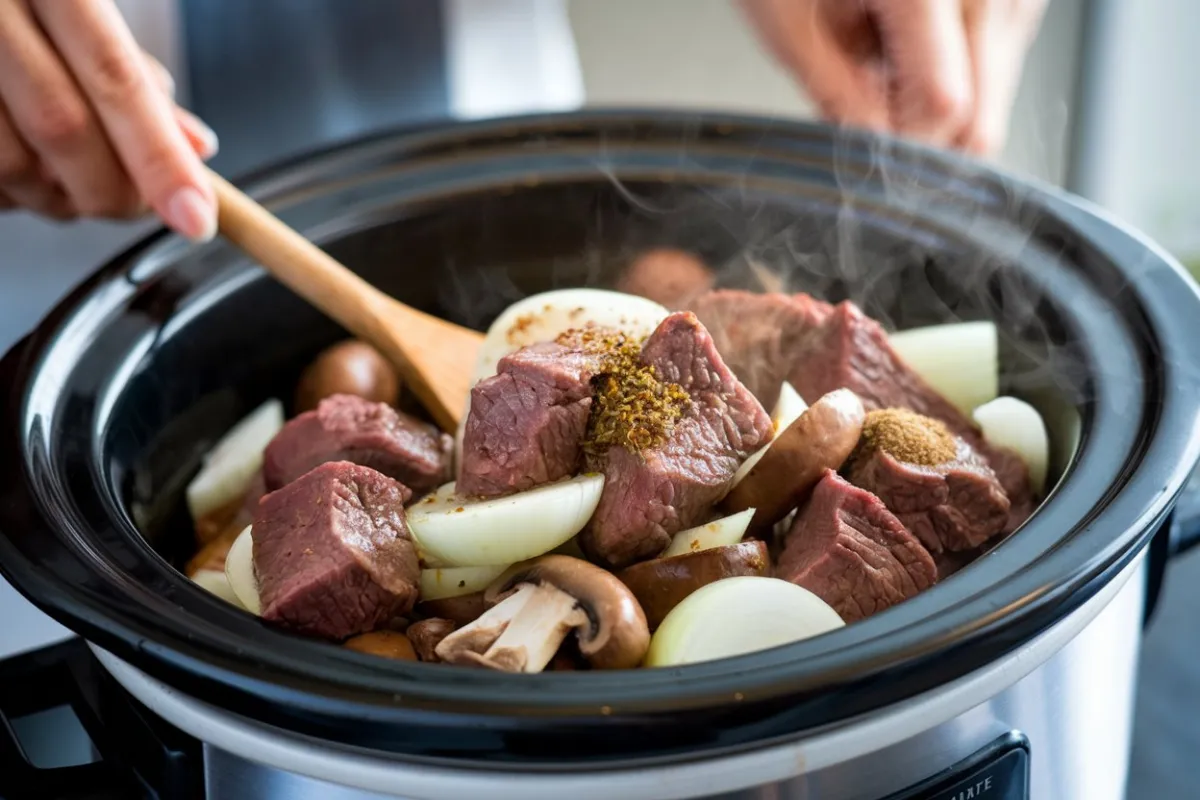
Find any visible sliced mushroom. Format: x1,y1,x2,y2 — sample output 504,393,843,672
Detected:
408,618,457,662
721,389,866,528
617,541,770,630
434,555,650,672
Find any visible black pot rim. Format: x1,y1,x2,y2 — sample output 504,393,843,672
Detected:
2,109,1199,764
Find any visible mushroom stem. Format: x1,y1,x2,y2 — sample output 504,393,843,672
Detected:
434,582,586,672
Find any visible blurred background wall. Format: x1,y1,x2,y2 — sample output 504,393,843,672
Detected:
568,0,1085,187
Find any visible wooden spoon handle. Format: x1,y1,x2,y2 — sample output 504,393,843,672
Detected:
207,168,396,344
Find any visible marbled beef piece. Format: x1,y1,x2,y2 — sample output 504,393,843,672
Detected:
845,409,1010,554
778,470,936,622
689,289,1036,528
263,394,451,495
582,312,772,568
457,341,602,497
253,461,419,640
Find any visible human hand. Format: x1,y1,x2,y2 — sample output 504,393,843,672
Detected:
739,0,1048,156
0,0,218,239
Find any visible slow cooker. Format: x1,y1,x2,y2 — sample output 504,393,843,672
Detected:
1,111,1199,800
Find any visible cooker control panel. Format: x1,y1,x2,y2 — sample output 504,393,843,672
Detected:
883,732,1029,800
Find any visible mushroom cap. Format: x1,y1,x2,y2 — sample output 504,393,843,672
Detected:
484,555,650,669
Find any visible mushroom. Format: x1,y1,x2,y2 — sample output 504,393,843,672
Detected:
617,541,770,630
343,630,417,661
721,388,866,528
417,592,486,627
434,555,650,672
407,618,457,662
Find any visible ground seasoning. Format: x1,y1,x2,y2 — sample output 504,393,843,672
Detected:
555,325,691,456
859,408,956,466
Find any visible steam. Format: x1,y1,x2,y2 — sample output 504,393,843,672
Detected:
433,113,1152,425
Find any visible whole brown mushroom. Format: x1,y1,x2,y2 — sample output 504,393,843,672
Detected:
434,555,650,672
616,248,715,310
295,340,401,413
343,630,417,661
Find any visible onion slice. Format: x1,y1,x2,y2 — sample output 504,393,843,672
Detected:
191,569,244,608
972,396,1049,494
419,565,510,602
408,474,604,567
644,576,843,667
224,525,261,614
661,509,755,558
888,322,998,415
186,400,283,521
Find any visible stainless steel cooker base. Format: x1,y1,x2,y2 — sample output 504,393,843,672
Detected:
93,554,1144,800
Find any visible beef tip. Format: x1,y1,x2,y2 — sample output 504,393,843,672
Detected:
934,546,984,581
846,409,1010,554
582,312,772,568
690,289,974,435
980,443,1037,533
616,248,715,310
690,289,1038,524
263,394,451,494
457,341,602,497
688,289,830,407
778,469,936,622
252,461,420,640
408,618,457,662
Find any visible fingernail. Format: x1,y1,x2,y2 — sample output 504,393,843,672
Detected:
190,117,220,161
166,186,216,242
176,109,220,161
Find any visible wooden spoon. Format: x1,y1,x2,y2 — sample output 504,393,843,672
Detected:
207,168,482,433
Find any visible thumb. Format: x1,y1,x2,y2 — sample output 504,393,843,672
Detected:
870,0,974,145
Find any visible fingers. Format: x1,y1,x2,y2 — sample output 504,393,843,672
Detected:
738,0,890,132
956,0,1048,156
175,106,219,161
140,49,219,160
32,0,215,240
0,97,75,219
869,0,974,145
0,0,132,217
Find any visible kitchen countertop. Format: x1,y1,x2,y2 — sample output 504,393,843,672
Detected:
1,214,1197,797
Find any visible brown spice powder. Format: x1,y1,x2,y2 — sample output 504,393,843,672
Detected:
555,324,691,456
860,408,955,466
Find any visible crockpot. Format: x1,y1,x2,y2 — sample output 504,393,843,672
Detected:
2,111,1199,800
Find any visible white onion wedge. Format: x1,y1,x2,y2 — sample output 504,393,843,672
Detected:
186,400,283,521
771,381,808,429
644,577,843,667
730,382,809,489
224,526,261,614
191,569,244,608
420,565,510,601
455,290,670,466
661,509,756,558
408,474,605,567
973,396,1049,494
888,322,998,415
